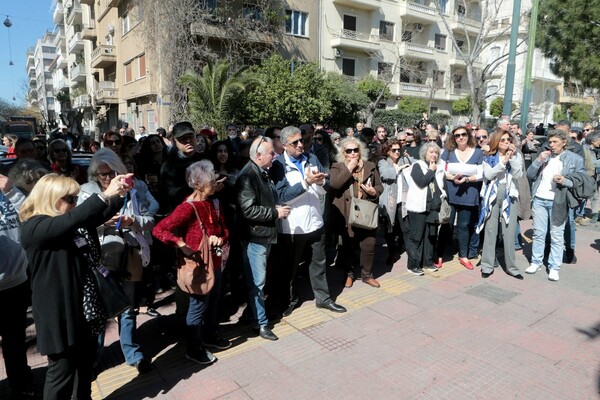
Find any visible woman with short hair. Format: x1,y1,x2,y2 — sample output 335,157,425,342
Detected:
19,173,131,400
47,139,86,184
153,160,230,364
476,129,524,279
404,142,445,275
330,137,383,288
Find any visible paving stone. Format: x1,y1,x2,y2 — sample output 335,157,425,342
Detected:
465,283,520,305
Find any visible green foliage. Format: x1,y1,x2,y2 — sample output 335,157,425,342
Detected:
397,97,428,114
489,97,517,117
452,95,486,116
356,75,391,103
0,98,24,121
553,105,565,122
180,60,260,136
372,110,450,130
537,0,600,88
239,54,368,128
570,104,594,121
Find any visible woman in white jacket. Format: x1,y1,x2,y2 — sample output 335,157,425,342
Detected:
476,129,524,279
404,142,445,275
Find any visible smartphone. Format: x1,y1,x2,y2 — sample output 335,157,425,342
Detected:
124,176,134,188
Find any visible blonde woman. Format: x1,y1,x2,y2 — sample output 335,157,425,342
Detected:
19,173,131,400
330,137,383,288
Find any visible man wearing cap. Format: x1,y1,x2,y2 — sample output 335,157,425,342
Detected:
159,121,205,211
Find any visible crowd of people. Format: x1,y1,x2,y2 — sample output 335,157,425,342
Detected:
0,116,598,399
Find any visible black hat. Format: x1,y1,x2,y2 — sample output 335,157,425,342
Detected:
172,121,195,139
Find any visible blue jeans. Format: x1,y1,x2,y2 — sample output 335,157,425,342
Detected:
531,197,566,270
453,205,480,258
241,240,271,327
564,208,575,251
186,266,223,351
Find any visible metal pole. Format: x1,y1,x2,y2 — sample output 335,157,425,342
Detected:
520,0,539,131
503,0,522,116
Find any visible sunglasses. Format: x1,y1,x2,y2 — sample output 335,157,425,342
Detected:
476,136,488,140
499,137,513,143
286,138,302,147
107,140,121,145
584,129,591,132
62,195,78,205
406,132,414,136
54,148,68,154
314,136,324,142
390,148,401,153
454,132,469,138
97,171,117,179
345,147,360,154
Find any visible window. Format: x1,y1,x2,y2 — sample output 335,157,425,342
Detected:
343,15,356,31
138,54,146,78
378,62,392,80
121,13,131,36
452,73,463,89
243,3,262,21
285,10,308,37
402,31,413,42
489,46,500,63
379,21,394,41
433,70,445,87
457,4,466,15
438,0,448,14
342,58,355,77
435,34,447,51
400,68,410,83
455,39,465,51
124,62,133,83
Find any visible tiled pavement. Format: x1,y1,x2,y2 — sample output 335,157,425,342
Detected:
2,219,600,399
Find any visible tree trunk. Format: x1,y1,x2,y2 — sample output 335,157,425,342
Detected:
466,64,481,125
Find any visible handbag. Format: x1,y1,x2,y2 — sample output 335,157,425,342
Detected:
91,267,131,319
176,202,216,295
438,195,451,224
348,175,379,230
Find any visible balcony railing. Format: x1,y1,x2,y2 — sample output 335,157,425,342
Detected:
91,45,117,68
332,29,380,44
68,32,84,52
73,94,91,109
95,81,119,103
66,2,82,25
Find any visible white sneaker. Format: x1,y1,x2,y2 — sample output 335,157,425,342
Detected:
548,269,559,281
525,264,542,274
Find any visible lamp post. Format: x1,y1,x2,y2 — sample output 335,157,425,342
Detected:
503,0,522,117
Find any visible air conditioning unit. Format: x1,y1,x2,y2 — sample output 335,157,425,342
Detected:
334,49,342,58
130,102,137,112
414,23,424,33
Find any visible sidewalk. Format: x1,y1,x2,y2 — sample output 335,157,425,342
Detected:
2,219,600,399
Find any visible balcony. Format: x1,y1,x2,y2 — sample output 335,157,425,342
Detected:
91,45,117,68
95,81,119,104
53,2,64,24
66,2,82,26
82,21,96,40
190,22,279,45
399,2,440,24
80,0,94,5
449,15,483,34
56,52,67,69
68,32,85,53
70,63,87,82
73,94,91,109
28,66,36,77
53,28,64,47
399,83,430,96
332,0,381,11
330,29,380,53
29,76,37,87
53,75,69,93
558,87,594,105
399,42,436,61
448,51,483,68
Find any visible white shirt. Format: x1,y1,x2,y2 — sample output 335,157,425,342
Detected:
535,155,563,200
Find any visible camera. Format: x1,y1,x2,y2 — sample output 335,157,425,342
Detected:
213,246,223,257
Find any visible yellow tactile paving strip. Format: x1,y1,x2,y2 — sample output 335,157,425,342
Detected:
93,259,466,399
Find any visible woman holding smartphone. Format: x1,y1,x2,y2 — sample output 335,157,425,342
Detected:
439,126,484,270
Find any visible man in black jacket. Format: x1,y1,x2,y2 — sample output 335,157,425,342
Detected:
236,136,290,341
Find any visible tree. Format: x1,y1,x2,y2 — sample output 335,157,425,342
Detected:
489,96,516,117
537,0,600,89
322,73,370,130
179,60,260,135
453,95,486,116
397,97,428,114
0,98,24,121
433,0,527,125
143,0,285,122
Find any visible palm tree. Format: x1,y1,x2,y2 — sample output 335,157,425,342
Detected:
179,60,261,137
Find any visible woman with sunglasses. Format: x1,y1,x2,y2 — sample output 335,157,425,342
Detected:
48,139,87,184
330,137,383,288
439,126,484,270
377,138,411,265
19,172,132,400
78,149,155,374
476,129,524,279
102,131,122,153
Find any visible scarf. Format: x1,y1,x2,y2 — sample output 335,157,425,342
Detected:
476,153,514,234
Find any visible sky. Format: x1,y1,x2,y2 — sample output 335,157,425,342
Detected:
0,0,55,106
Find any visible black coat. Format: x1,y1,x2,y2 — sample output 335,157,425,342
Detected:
235,160,279,243
20,195,120,355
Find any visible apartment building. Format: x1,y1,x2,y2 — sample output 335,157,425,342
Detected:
26,32,58,127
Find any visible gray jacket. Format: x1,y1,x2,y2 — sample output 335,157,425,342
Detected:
527,150,585,225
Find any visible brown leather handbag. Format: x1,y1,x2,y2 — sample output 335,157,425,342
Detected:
176,203,215,295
